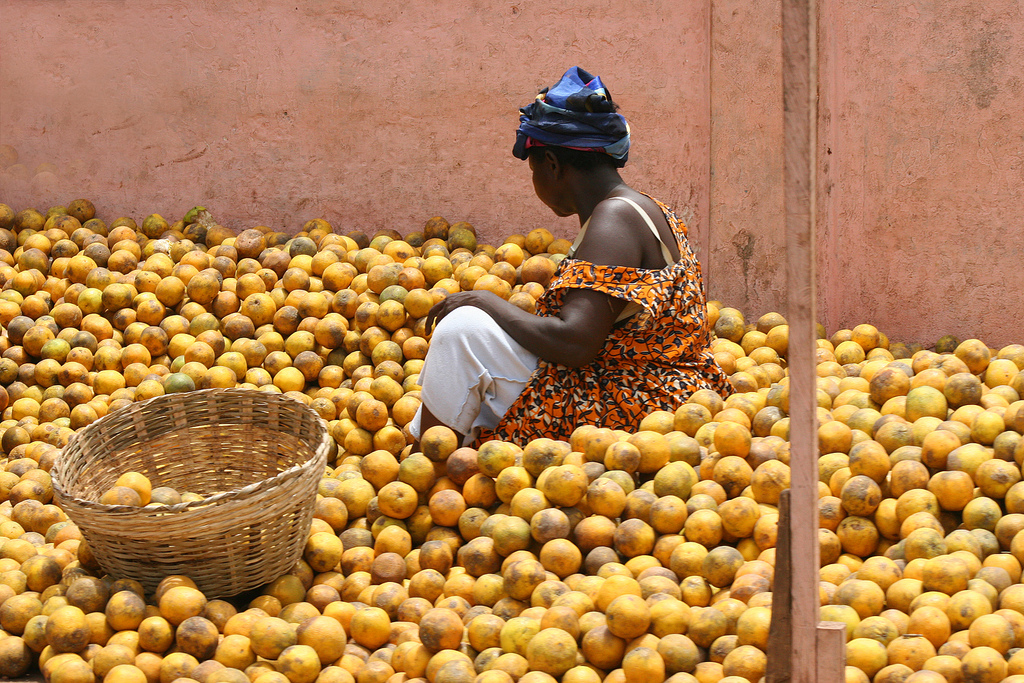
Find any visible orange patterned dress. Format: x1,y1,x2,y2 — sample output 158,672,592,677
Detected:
475,195,730,446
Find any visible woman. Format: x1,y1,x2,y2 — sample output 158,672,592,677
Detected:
409,67,729,447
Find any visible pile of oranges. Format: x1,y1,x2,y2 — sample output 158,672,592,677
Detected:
0,199,1023,683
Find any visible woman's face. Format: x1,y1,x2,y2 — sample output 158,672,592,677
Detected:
529,151,573,217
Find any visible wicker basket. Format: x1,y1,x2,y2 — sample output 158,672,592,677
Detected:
52,388,330,599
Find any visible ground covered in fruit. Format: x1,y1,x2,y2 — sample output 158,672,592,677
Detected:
0,200,1023,683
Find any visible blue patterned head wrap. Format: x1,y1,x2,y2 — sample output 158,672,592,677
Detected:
512,67,630,163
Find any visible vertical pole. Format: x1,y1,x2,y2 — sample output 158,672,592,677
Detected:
782,0,823,680
766,491,793,683
703,0,715,288
817,622,847,682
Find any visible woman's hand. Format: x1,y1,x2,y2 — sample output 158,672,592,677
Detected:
423,284,625,368
425,290,505,333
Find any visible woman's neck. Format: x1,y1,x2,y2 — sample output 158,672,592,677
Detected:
568,167,629,226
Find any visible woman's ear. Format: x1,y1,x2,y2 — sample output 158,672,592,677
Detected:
544,149,562,176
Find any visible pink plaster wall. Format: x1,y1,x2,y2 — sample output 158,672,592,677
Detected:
706,0,1024,348
0,0,710,251
707,0,785,316
3,0,1023,348
815,0,1024,348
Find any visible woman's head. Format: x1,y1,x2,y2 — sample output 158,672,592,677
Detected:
513,67,630,169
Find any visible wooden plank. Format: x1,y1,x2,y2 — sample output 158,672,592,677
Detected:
766,489,793,683
782,0,822,679
703,0,714,281
817,621,848,683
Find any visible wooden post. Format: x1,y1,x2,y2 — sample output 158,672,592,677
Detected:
817,622,847,683
767,0,845,680
781,0,820,670
766,491,794,683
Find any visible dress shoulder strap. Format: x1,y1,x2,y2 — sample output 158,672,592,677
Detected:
567,197,676,265
608,196,675,266
566,216,591,259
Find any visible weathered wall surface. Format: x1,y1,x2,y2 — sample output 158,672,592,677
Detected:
815,0,1024,347
707,0,785,319
707,0,1024,349
0,0,710,250
2,0,1023,347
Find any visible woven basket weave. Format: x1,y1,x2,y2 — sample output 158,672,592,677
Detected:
52,388,329,599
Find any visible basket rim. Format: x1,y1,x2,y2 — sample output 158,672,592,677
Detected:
51,387,330,515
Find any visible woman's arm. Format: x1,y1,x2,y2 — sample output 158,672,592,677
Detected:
425,287,624,368
425,199,654,367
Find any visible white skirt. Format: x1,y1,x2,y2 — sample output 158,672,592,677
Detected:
408,306,540,446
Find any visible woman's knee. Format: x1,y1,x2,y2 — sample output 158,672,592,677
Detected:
430,306,502,349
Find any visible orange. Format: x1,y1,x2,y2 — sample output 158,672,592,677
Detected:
960,646,1006,683
887,633,936,670
712,421,751,458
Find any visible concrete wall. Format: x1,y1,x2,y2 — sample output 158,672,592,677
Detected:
2,0,1023,347
816,0,1024,347
0,0,709,244
708,0,785,323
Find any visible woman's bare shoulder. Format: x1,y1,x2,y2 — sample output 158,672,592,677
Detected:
580,192,678,267
573,199,648,268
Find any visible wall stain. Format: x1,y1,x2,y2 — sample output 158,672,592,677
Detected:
171,145,208,164
732,228,755,305
967,20,1007,109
